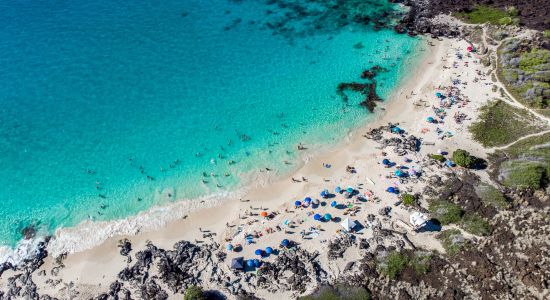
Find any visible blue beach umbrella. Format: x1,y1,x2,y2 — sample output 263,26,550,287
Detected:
382,159,390,165
346,187,354,193
254,259,262,268
255,249,263,256
246,259,255,268
324,213,332,221
320,190,327,198
436,92,442,98
387,187,396,193
335,186,342,193
330,201,337,207
427,117,435,123
395,170,403,177
314,213,322,221
265,247,273,254
281,239,290,247
226,244,234,251
294,200,301,207
304,197,312,203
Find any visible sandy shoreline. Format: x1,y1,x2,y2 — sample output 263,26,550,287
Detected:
2,31,506,299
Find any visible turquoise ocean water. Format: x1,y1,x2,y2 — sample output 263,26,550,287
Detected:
0,0,422,249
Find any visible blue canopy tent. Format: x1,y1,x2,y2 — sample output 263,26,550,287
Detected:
314,213,322,221
231,257,244,270
324,213,332,221
265,247,273,254
281,239,290,247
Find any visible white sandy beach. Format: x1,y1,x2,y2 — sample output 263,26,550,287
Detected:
1,33,506,299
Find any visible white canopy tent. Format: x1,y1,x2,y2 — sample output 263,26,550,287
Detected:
409,212,428,230
341,218,357,232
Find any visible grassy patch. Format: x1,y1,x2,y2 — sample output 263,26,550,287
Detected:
501,160,546,189
461,214,492,236
438,229,467,255
184,285,205,300
429,200,463,225
409,252,431,275
469,99,548,147
475,184,509,209
428,154,446,162
299,285,370,300
454,5,517,25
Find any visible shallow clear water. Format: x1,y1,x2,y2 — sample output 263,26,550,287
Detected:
0,0,421,246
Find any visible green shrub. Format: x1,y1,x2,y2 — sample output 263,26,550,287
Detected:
402,194,415,206
461,214,491,236
455,5,515,25
438,229,466,255
428,154,446,162
379,252,409,279
184,285,205,300
452,149,476,168
429,200,463,225
544,30,550,39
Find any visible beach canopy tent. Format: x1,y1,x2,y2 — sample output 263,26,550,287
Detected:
260,211,268,217
341,218,357,232
410,212,428,229
446,160,455,167
382,159,390,165
255,249,263,256
265,247,273,254
335,186,342,193
231,257,245,270
226,244,234,251
281,239,290,247
346,187,354,193
330,201,337,207
314,213,322,221
324,213,332,221
294,200,301,207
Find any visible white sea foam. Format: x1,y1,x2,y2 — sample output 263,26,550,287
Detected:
0,236,46,266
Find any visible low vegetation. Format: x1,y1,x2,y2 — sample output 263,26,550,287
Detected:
429,200,463,225
461,214,492,236
299,284,370,300
475,184,509,209
428,154,446,162
454,5,518,26
401,193,415,206
438,229,467,255
497,38,550,112
184,285,205,300
378,251,431,279
491,132,550,190
469,99,548,147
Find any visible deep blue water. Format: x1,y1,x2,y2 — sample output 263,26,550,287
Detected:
0,0,421,247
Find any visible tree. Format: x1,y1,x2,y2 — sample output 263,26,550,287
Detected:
184,285,205,300
402,194,415,206
452,149,476,168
